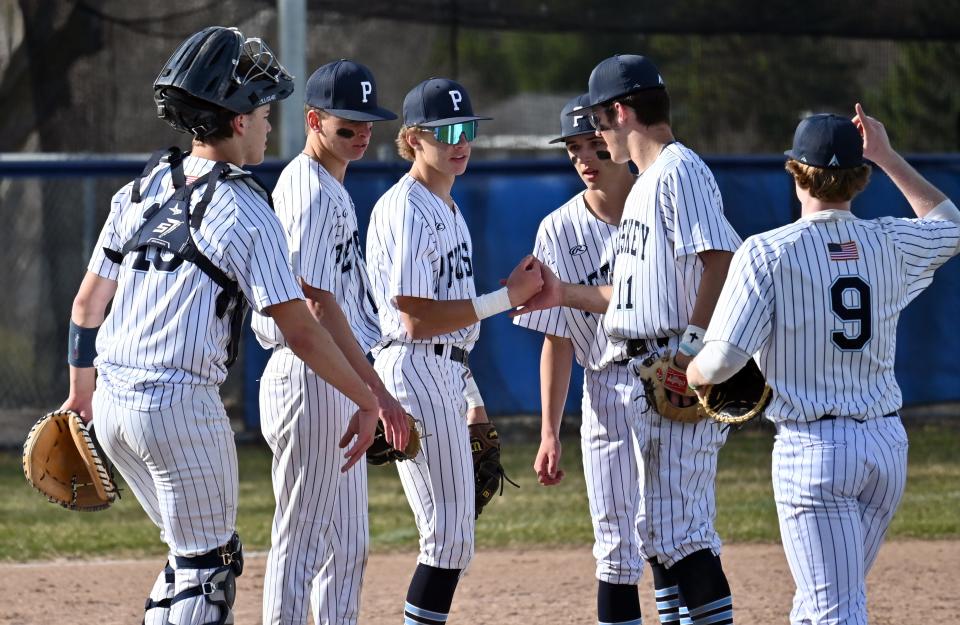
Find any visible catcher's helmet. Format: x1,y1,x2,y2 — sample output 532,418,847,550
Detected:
154,27,294,138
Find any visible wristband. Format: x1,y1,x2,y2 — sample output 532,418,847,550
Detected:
463,375,485,409
68,321,100,368
471,287,512,320
678,324,707,357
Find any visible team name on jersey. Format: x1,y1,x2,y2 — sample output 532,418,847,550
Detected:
437,241,473,293
335,230,362,273
615,219,650,259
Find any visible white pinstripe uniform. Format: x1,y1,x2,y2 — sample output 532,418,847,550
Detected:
366,173,478,570
88,155,303,625
705,209,960,624
603,142,741,567
252,155,381,625
513,192,646,584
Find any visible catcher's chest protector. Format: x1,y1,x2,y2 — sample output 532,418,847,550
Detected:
105,148,270,367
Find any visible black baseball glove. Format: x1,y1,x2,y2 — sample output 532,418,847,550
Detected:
469,422,518,518
697,359,772,425
366,413,422,466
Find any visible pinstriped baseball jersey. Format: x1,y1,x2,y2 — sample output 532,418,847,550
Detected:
512,192,618,370
87,155,303,410
705,210,960,422
366,174,478,349
603,142,741,360
252,154,381,353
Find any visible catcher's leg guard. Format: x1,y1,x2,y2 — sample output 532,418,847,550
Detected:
143,563,175,625
170,533,244,625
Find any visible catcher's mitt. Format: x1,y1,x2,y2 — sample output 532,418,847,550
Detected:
22,410,118,511
698,359,772,425
366,413,422,466
632,349,704,423
469,422,518,518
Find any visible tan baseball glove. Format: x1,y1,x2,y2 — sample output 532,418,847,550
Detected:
22,410,119,511
633,350,705,423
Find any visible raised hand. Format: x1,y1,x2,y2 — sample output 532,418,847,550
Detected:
509,258,562,317
506,254,544,306
852,102,894,167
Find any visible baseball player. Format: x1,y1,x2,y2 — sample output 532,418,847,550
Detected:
59,28,381,625
252,60,407,625
688,106,960,625
366,77,542,625
512,94,647,623
516,55,741,625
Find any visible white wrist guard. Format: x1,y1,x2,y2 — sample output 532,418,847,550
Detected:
678,324,707,357
464,375,485,408
471,287,512,320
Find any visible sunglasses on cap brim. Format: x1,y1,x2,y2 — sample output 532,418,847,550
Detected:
428,121,478,145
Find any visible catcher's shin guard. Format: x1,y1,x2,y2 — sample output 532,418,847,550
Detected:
143,563,175,625
169,533,244,625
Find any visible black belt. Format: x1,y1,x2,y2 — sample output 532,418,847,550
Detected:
434,344,469,366
614,337,671,364
820,413,899,423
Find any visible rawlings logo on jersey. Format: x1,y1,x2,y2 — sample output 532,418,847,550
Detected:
569,244,588,256
436,222,447,231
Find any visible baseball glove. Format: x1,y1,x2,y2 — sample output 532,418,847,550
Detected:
698,359,772,425
632,349,704,423
22,410,118,511
469,422,518,518
366,413,422,466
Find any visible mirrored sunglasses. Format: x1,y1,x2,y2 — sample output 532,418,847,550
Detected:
431,121,478,145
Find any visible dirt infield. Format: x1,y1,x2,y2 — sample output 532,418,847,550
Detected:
1,540,956,624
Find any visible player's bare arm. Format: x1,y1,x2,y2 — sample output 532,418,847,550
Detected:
673,249,733,367
61,271,118,423
534,334,574,486
302,281,409,451
853,103,948,218
510,257,611,317
267,299,379,467
395,254,542,338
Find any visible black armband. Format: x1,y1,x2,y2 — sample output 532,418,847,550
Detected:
68,321,100,368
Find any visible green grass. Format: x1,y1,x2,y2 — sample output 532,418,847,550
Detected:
2,421,958,561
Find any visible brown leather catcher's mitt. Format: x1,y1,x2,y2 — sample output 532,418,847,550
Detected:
22,409,118,511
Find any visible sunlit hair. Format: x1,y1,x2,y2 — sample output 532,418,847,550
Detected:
395,125,422,162
604,88,671,127
785,160,872,203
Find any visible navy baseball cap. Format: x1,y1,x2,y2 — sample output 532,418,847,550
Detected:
785,114,864,169
402,77,492,128
304,59,397,122
583,54,665,109
550,94,595,144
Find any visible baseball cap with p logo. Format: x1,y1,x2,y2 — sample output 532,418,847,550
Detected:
785,114,864,169
550,94,595,144
584,54,665,108
305,59,397,122
402,77,492,128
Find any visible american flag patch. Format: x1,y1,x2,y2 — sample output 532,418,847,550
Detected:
828,241,859,261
